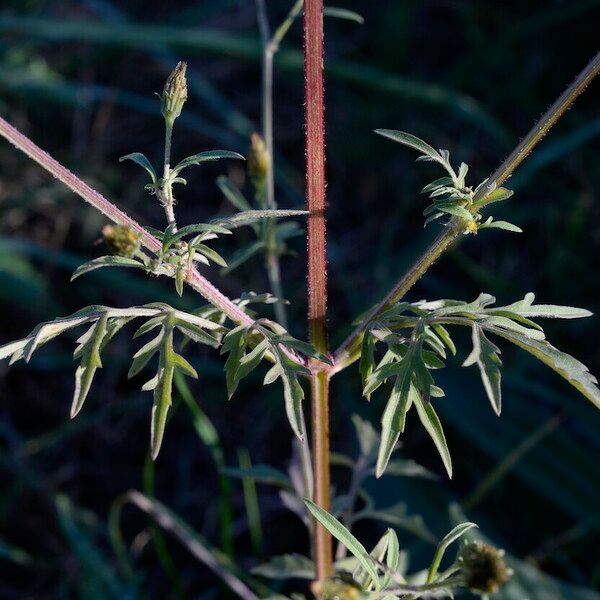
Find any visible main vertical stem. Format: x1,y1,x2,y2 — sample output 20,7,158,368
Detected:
303,0,332,585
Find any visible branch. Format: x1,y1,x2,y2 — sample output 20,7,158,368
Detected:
0,115,308,370
332,50,600,373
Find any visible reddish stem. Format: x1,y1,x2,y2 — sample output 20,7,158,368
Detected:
303,0,333,586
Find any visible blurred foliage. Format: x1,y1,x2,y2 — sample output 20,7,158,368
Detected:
0,0,599,598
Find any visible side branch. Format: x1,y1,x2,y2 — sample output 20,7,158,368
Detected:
0,115,308,369
332,50,600,373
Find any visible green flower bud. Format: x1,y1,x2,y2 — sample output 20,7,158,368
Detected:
247,132,270,192
161,61,188,123
458,542,512,593
102,225,141,257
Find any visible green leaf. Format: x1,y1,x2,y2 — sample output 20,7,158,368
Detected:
221,465,292,489
304,500,380,590
216,176,253,212
463,323,503,415
70,313,109,418
493,292,592,320
171,150,244,176
485,324,600,411
221,325,248,399
471,185,513,210
376,374,414,478
193,243,228,268
215,209,308,229
221,240,266,275
163,222,231,248
480,218,522,233
119,152,157,184
323,6,364,23
71,256,146,281
413,388,453,478
375,129,442,163
251,554,314,580
427,522,478,582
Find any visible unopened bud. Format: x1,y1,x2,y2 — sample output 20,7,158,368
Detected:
247,132,270,191
102,225,141,257
311,573,362,600
458,542,512,593
161,62,188,123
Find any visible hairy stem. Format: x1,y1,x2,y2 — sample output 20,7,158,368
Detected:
304,0,333,586
333,50,600,373
0,115,308,371
161,119,177,228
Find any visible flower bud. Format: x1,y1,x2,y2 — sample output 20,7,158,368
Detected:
247,132,270,192
311,573,362,600
161,62,188,123
458,542,512,593
102,225,141,257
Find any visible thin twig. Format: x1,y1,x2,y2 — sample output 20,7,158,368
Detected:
332,50,600,373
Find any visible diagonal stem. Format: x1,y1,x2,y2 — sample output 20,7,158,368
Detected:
332,50,600,373
0,115,308,370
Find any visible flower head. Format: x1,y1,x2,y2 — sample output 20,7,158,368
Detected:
458,542,512,593
102,225,141,257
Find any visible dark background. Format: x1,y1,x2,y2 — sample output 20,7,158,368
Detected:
0,1,599,598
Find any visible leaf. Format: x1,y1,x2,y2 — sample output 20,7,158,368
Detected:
71,256,146,281
427,522,478,582
355,503,437,544
221,465,292,489
221,240,266,275
376,374,414,478
463,323,503,415
480,218,522,233
304,500,380,590
148,318,198,459
375,130,442,163
413,388,453,478
119,152,157,184
493,292,592,320
323,6,364,23
221,325,248,398
163,222,231,248
70,313,109,418
216,175,253,212
171,150,244,176
485,324,600,411
215,209,308,229
251,554,314,580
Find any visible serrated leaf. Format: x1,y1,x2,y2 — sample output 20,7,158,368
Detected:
463,323,502,415
119,152,157,184
171,150,244,176
304,500,380,590
71,256,146,281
